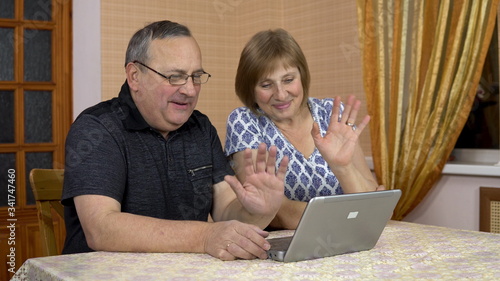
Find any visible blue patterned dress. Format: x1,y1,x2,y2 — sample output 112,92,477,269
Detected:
224,97,345,201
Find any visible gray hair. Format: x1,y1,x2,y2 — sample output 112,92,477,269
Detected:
124,20,191,67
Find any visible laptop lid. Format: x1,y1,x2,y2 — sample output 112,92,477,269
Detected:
267,189,402,262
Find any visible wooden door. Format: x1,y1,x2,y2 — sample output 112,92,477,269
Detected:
0,0,72,279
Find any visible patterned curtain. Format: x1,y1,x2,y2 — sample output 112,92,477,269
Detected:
356,0,499,220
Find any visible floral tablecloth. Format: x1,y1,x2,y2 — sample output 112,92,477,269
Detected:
11,221,500,280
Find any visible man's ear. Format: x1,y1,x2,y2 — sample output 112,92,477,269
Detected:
126,62,140,91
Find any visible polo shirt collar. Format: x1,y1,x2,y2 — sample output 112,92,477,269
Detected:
117,81,150,131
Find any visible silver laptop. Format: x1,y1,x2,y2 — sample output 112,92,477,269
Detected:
267,189,402,262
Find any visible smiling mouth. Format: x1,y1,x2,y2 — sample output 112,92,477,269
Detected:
170,101,190,109
274,102,291,110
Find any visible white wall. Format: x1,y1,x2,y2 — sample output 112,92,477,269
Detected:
404,175,500,231
72,1,500,231
72,0,101,119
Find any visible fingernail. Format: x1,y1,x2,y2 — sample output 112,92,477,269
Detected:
264,243,271,250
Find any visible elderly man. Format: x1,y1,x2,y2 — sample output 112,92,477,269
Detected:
61,20,288,261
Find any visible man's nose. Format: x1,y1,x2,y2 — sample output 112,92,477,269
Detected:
180,77,198,96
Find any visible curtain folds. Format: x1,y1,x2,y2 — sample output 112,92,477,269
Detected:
356,0,499,220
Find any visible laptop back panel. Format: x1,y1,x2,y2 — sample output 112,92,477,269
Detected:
268,189,401,262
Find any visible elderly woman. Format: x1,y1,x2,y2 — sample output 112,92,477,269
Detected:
225,28,383,230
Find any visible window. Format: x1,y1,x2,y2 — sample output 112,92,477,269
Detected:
451,18,500,165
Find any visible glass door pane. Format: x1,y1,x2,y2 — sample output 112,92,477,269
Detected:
0,27,15,81
0,0,15,19
24,29,52,82
24,90,52,143
0,91,15,143
24,0,52,21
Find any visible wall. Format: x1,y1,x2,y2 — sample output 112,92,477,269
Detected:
98,0,371,154
73,0,101,120
403,175,499,231
73,1,499,231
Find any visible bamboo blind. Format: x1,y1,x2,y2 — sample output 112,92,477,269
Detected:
101,0,371,154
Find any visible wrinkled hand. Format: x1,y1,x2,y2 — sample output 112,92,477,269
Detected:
204,220,270,261
224,143,289,216
311,95,370,167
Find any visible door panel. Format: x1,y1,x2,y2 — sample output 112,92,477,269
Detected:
0,0,72,278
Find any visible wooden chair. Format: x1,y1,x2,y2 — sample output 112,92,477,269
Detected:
29,168,65,256
479,187,500,233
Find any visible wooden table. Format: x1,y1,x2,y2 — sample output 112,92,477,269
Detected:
11,221,500,280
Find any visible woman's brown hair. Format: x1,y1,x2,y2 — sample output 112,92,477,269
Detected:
235,28,311,115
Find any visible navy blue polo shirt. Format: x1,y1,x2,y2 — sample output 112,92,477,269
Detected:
61,81,234,254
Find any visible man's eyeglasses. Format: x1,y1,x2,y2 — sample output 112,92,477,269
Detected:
133,61,211,85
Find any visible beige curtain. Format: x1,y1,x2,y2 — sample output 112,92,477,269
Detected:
356,0,499,220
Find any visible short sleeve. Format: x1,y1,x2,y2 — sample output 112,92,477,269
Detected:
224,107,263,156
61,114,127,206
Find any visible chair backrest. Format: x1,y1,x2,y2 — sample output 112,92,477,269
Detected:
479,186,500,233
29,168,65,256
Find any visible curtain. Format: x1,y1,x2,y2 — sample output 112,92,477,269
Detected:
356,0,499,220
